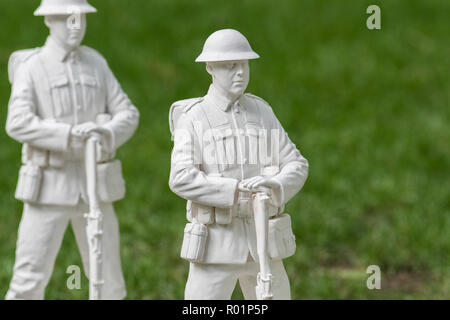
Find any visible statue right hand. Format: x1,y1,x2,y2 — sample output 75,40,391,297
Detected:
71,122,98,139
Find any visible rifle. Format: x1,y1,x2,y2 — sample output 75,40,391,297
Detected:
239,184,274,300
84,135,104,300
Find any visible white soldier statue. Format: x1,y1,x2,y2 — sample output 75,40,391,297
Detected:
5,0,139,300
169,29,309,299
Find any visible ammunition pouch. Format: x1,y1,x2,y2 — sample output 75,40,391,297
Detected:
268,214,297,260
15,156,125,204
233,192,279,219
22,143,115,169
186,192,280,225
15,164,43,203
187,201,233,225
180,222,208,262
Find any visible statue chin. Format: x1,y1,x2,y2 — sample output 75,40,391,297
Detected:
229,87,247,99
66,39,82,49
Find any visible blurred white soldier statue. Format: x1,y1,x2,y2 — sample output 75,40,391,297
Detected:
169,29,308,299
5,0,139,300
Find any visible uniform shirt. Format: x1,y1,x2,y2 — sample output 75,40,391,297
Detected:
170,85,308,263
6,37,139,205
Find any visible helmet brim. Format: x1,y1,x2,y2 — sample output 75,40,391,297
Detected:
34,4,97,16
195,52,260,63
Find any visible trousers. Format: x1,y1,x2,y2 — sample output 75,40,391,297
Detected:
184,258,291,300
5,201,126,300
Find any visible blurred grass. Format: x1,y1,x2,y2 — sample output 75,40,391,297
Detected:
0,0,449,299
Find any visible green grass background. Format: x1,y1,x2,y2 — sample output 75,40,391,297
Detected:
0,0,449,299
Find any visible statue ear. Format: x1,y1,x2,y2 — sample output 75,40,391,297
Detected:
44,16,52,29
205,63,213,76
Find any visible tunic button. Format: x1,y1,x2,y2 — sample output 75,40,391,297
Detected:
76,105,82,110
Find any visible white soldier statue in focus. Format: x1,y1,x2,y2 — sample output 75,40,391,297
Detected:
5,0,139,300
169,29,308,299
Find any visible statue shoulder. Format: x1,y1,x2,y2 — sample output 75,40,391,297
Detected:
79,45,107,64
169,97,204,134
244,93,270,106
181,97,204,113
244,93,274,114
8,48,41,84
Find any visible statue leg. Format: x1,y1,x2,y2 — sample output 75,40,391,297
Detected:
5,203,70,300
184,262,239,300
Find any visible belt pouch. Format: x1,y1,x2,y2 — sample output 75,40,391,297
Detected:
268,213,297,260
215,207,232,224
180,222,208,262
15,164,42,202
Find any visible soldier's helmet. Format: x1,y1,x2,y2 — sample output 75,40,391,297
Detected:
195,29,260,62
34,0,97,16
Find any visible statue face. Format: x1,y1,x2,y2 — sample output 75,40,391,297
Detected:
207,60,250,99
45,13,87,49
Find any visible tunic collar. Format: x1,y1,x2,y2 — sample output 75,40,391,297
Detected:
206,84,243,112
43,37,79,62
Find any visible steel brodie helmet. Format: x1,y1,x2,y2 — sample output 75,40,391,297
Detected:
34,0,97,16
195,29,260,62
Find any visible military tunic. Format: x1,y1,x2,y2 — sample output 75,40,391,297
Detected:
170,85,308,264
5,37,138,300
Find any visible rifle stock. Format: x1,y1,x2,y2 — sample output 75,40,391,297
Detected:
252,191,273,300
